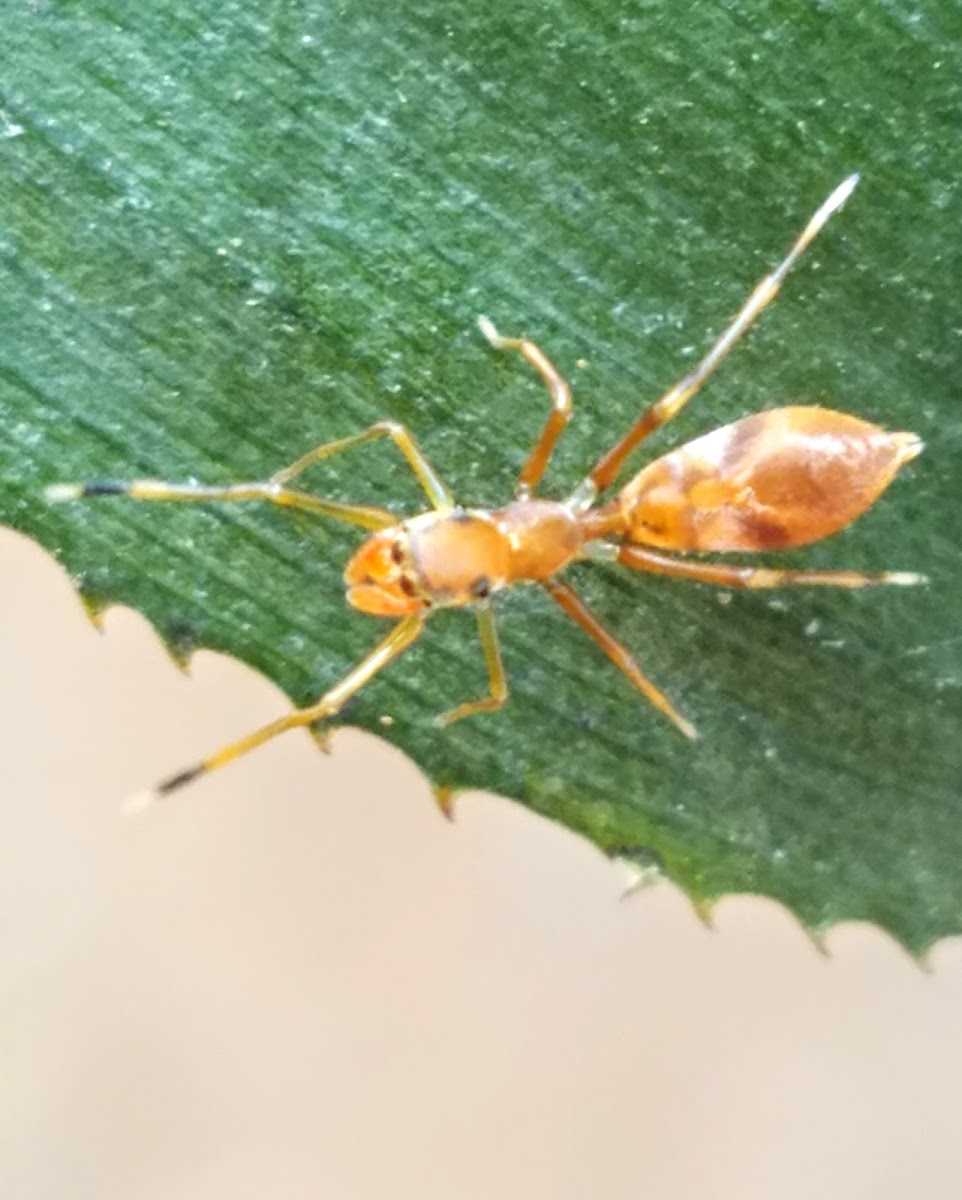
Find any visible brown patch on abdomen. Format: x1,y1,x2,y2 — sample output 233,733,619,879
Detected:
616,407,920,552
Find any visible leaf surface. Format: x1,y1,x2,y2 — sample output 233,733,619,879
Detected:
2,0,960,952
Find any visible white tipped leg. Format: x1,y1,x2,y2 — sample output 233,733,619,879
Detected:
477,316,574,496
44,483,85,503
885,572,929,587
583,174,863,494
615,544,928,590
812,173,860,228
477,315,506,347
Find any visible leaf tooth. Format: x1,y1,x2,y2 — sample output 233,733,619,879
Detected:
80,593,107,630
432,783,457,821
689,895,716,929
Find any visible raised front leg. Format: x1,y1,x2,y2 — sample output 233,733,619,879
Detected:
478,316,573,498
47,419,457,527
271,420,455,511
45,477,397,531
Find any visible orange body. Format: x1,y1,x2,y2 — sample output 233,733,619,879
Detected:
345,406,921,616
591,406,921,552
345,500,583,615
48,175,929,802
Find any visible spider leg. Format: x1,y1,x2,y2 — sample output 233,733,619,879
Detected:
613,543,925,589
435,603,508,726
541,577,696,739
478,316,573,498
125,614,427,811
572,175,860,506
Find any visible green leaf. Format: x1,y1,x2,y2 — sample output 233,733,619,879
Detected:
2,1,960,954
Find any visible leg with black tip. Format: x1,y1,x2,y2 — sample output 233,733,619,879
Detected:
46,478,397,532
125,614,427,812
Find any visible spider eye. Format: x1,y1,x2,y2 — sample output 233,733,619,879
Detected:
390,541,405,565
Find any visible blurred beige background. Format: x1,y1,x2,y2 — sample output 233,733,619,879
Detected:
3,525,961,1200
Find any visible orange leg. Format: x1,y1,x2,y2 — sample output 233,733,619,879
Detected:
541,578,696,739
434,603,508,726
46,477,397,531
46,420,456,526
270,420,455,511
478,316,573,497
125,614,427,811
615,544,926,589
578,176,860,501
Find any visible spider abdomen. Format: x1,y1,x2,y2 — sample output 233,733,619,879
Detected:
614,406,922,552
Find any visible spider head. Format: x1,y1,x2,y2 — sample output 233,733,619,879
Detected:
344,527,429,617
